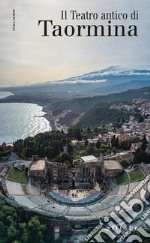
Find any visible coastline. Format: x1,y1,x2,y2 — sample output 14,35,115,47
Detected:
0,92,68,133
43,106,69,133
0,91,56,130
0,102,53,144
43,106,57,130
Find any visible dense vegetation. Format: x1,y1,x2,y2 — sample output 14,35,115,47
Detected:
13,130,81,166
13,131,66,159
0,204,57,243
48,86,150,116
0,145,11,161
7,129,148,167
1,85,150,116
12,129,115,162
77,103,130,127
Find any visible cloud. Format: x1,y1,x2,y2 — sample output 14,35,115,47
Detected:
54,79,107,84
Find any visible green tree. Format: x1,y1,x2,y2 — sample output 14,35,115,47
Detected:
0,205,47,243
86,144,96,155
18,222,28,243
27,216,46,242
45,146,53,159
141,134,148,151
119,139,131,150
22,148,34,158
133,150,149,164
68,127,82,140
85,139,88,147
67,143,74,154
56,152,73,166
7,225,19,241
96,140,101,149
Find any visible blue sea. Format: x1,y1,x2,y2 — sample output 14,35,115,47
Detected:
0,92,51,144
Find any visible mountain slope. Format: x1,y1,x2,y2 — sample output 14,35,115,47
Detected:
1,66,150,98
49,86,150,116
77,104,130,128
56,86,150,128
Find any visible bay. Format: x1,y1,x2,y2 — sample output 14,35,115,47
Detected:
0,103,51,144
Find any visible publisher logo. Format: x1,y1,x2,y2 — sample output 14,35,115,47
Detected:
85,175,150,242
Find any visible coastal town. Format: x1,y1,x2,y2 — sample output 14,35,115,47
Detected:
0,98,150,242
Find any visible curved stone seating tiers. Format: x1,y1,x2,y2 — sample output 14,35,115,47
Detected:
28,195,52,206
6,181,25,196
4,179,131,222
13,195,38,209
26,185,40,196
48,191,101,205
66,207,90,217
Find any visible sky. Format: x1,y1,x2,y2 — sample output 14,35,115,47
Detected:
0,0,150,86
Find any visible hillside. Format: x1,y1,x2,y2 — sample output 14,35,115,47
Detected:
77,103,131,128
48,86,150,128
49,86,150,116
1,86,150,129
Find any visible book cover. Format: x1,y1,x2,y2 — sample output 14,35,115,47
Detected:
0,1,150,242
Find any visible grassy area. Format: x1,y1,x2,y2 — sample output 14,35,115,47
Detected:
115,172,129,185
129,169,144,182
7,168,27,184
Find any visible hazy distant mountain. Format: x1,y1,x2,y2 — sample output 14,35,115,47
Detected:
45,66,150,96
49,85,150,114
1,78,150,128
55,65,150,83
49,86,150,127
0,66,150,98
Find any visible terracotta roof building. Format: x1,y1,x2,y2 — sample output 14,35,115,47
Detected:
102,160,123,177
29,155,47,179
